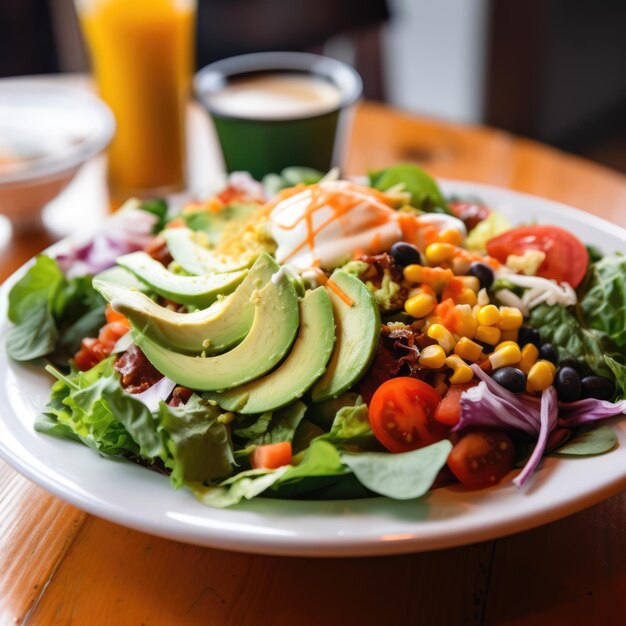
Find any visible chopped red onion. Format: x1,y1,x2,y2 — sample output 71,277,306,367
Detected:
129,376,176,413
55,206,158,278
558,398,626,428
513,386,558,488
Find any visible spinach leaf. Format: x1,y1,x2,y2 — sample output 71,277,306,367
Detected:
605,356,626,400
529,304,623,379
369,163,448,212
551,426,617,456
341,440,452,500
139,198,168,233
6,256,106,364
157,395,235,487
580,255,626,349
6,256,63,361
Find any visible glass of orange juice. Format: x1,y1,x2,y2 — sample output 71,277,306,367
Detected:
75,0,196,202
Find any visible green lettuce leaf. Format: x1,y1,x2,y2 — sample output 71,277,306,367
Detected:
580,255,626,349
465,212,512,253
38,358,140,457
341,439,452,500
157,395,235,487
369,163,448,212
250,401,307,445
605,356,626,400
314,398,381,450
529,304,623,380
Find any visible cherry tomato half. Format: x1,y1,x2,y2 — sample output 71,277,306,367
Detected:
447,430,515,489
369,377,447,453
486,225,588,288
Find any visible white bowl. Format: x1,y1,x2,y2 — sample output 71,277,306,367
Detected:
0,79,115,232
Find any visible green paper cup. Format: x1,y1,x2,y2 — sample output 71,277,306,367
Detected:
195,52,362,180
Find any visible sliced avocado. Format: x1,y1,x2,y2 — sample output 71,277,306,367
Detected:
184,202,260,246
116,251,247,308
311,271,380,402
94,252,279,355
164,228,253,275
207,287,335,413
132,271,299,391
94,266,152,293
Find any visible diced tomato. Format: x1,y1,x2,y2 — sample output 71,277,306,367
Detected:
447,430,515,488
105,304,131,327
434,382,478,426
441,277,465,302
250,442,292,469
368,377,447,453
486,225,589,288
74,344,100,371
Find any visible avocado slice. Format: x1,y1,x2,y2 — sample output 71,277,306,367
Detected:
116,251,247,308
94,252,280,355
164,228,253,275
208,287,335,413
94,266,152,293
311,271,381,402
132,271,299,391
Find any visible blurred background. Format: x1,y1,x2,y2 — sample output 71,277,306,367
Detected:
1,0,625,173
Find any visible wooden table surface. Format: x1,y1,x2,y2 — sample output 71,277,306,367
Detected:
1,95,626,626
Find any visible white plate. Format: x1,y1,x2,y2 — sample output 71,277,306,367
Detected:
1,181,625,557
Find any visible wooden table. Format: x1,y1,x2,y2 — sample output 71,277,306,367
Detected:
1,96,626,626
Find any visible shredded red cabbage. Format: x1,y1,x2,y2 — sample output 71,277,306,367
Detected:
130,376,176,413
56,207,158,278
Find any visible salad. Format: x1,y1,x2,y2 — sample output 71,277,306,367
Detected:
5,164,626,508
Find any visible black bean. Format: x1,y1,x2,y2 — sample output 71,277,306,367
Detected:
581,376,615,401
468,262,494,289
518,326,541,349
492,367,526,393
555,366,582,402
390,242,422,267
539,343,558,364
559,356,582,374
474,340,495,354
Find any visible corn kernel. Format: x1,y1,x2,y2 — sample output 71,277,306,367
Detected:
476,304,501,326
454,337,484,362
526,360,555,393
419,344,447,369
455,304,478,338
459,276,481,292
456,288,478,306
475,325,501,346
446,355,474,384
495,340,518,352
489,344,522,369
425,243,456,265
437,229,464,246
518,343,539,374
405,293,436,319
500,329,519,343
427,323,456,353
403,264,423,283
498,306,524,330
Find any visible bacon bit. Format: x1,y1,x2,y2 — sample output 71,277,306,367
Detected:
168,386,193,407
114,345,163,394
359,253,403,283
448,201,491,230
144,235,173,266
326,279,354,307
